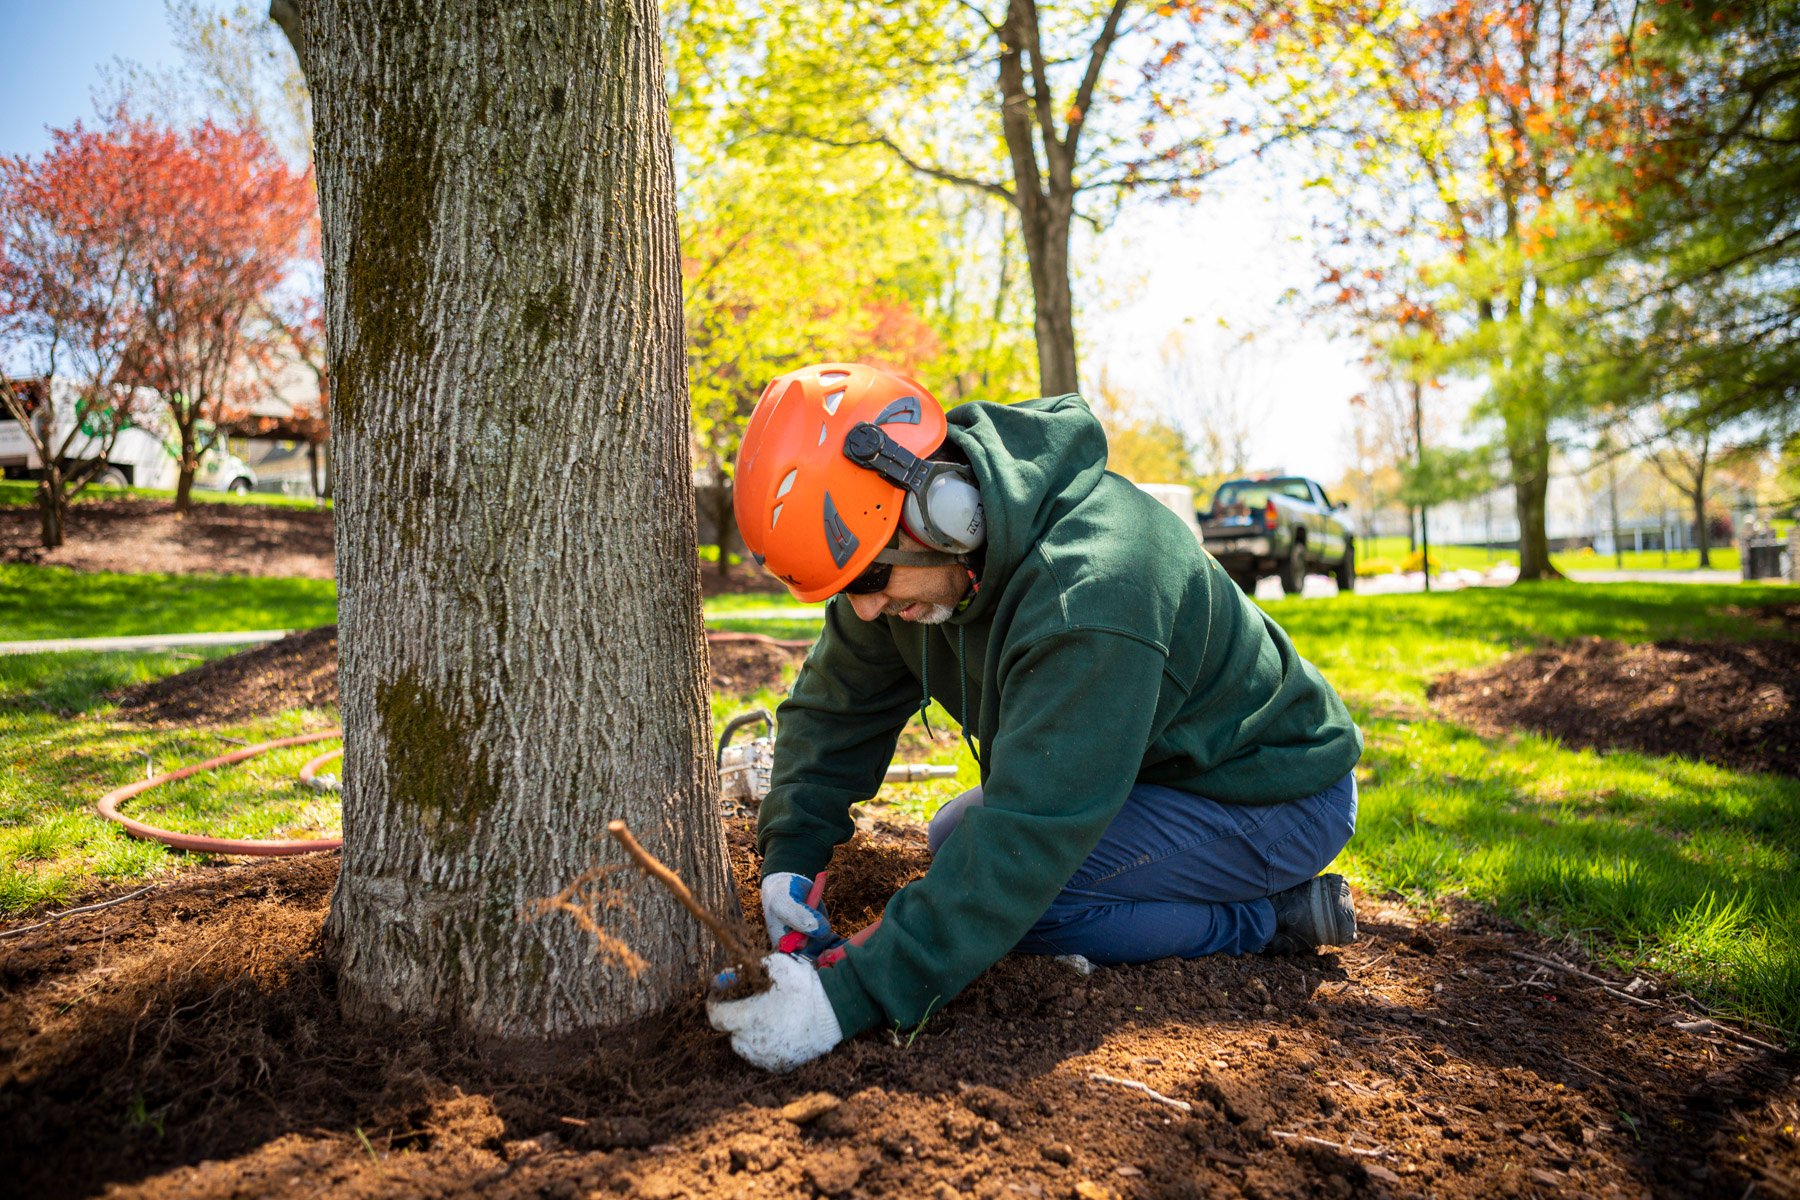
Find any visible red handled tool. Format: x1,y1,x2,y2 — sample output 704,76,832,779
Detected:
776,870,830,956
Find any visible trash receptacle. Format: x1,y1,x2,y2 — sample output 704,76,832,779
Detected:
1743,538,1787,581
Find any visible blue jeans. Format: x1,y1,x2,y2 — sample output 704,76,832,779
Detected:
927,773,1357,962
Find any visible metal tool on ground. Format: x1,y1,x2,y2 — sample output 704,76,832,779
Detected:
719,708,959,812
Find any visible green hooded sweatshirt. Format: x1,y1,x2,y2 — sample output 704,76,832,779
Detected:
759,395,1362,1039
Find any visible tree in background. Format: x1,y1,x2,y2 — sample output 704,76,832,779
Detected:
1610,1,1799,442
284,0,730,1038
114,117,315,512
1156,324,1259,496
1090,368,1202,487
671,0,1307,396
0,122,155,547
668,16,1036,573
1238,0,1685,580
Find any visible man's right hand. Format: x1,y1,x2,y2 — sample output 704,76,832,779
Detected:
761,872,834,954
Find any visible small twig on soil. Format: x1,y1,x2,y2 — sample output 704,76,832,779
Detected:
607,819,769,991
0,885,157,940
1507,951,1658,1006
1671,1019,1787,1054
1269,1130,1389,1158
1088,1072,1193,1113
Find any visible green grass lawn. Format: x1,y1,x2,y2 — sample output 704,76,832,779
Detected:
0,564,338,642
1360,535,1745,574
2,575,1794,1042
0,479,329,510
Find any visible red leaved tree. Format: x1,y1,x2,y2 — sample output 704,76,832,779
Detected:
0,122,158,548
115,116,317,512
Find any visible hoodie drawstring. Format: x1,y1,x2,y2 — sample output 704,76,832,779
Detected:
919,626,982,766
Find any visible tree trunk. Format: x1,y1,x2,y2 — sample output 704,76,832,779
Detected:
301,0,728,1040
1021,201,1078,395
1506,417,1561,582
714,480,736,579
308,438,323,500
174,417,197,514
998,0,1079,396
36,468,66,550
1693,433,1711,569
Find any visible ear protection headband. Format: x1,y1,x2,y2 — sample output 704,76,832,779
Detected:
842,422,986,558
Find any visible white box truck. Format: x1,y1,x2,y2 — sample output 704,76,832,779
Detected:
1,377,257,493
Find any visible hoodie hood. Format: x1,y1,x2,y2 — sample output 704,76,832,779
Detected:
943,394,1109,625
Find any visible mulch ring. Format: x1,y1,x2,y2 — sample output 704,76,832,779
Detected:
1430,635,1800,778
1,819,1795,1200
106,628,807,725
0,498,335,579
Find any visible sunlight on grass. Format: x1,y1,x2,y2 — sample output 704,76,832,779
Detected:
3,582,1795,1041
1343,716,1800,1039
0,564,337,642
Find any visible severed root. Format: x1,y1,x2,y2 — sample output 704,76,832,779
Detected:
608,819,770,992
521,862,649,976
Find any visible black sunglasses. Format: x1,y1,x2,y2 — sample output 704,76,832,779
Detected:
841,559,893,595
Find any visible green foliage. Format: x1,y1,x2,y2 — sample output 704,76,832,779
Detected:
666,0,1036,562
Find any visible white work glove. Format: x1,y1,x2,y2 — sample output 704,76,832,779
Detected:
707,952,844,1072
761,871,832,951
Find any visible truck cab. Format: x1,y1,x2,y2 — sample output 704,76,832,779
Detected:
1200,475,1356,595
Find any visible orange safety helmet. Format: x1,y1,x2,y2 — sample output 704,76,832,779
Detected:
735,363,948,602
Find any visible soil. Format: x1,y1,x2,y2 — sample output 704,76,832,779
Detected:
105,628,805,727
11,512,1799,1196
1,498,336,579
1431,633,1800,778
1,823,1795,1200
2,497,787,594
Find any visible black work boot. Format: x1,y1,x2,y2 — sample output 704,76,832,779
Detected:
1264,874,1357,954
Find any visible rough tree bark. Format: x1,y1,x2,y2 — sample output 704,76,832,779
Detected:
293,0,730,1039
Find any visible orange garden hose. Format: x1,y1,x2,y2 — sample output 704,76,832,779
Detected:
97,729,345,856
95,630,816,856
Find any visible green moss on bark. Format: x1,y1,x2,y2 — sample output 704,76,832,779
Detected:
376,670,499,850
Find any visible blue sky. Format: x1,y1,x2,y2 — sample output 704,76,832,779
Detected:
0,1,184,157
0,1,1366,480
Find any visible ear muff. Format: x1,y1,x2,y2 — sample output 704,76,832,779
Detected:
902,467,985,555
842,422,986,557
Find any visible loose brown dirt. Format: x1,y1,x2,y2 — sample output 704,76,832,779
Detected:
1431,634,1800,778
1,498,336,579
106,628,806,726
1,824,1795,1200
2,497,788,593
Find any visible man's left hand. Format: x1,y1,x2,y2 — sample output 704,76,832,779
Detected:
707,953,843,1072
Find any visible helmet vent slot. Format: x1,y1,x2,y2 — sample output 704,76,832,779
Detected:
818,422,828,446
823,389,845,415
819,371,849,385
771,503,783,528
776,469,797,500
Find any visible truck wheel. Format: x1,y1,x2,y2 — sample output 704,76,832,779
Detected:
93,466,128,490
1279,542,1307,595
228,478,252,495
1336,542,1355,593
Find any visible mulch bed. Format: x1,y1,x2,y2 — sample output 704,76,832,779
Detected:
2,497,788,596
1430,634,1800,778
0,498,336,579
107,628,805,726
0,822,1795,1200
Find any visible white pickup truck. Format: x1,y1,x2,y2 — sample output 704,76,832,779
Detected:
1,377,257,493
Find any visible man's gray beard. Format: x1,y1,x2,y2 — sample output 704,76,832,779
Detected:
886,602,956,624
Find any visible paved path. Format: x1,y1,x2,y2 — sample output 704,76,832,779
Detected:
0,630,293,656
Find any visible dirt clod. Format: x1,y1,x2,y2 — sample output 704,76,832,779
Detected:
778,1092,840,1124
